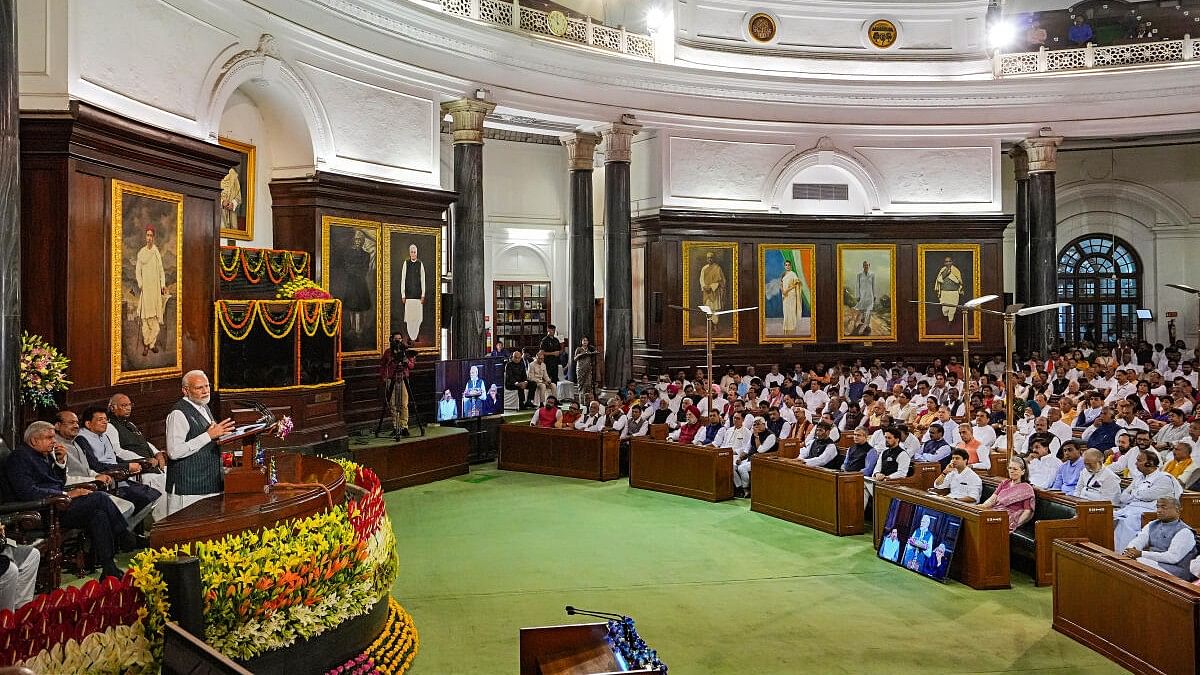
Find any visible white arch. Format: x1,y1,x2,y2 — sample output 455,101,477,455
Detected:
1057,180,1191,229
494,243,553,279
198,36,333,166
765,144,885,213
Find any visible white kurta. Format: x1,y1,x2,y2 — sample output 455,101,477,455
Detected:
135,245,167,347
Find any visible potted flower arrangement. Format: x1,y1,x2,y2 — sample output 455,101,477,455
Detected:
19,332,71,410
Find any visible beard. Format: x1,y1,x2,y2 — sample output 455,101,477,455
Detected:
190,394,211,406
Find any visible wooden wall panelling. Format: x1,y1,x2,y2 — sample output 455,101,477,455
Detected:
630,211,1011,375
269,174,456,430
20,103,238,447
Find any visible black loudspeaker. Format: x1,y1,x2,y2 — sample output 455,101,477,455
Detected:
652,292,663,322
441,293,453,328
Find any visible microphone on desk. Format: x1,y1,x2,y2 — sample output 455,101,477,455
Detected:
564,605,626,621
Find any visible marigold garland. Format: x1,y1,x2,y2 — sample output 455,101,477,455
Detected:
218,247,311,285
216,300,340,341
325,597,419,675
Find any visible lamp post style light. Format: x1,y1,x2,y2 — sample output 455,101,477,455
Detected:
909,294,1000,421
670,304,757,414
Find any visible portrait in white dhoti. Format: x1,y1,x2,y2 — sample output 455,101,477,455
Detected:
934,257,964,323
917,244,980,341
836,244,895,342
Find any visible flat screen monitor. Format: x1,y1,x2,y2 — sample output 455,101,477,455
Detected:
434,357,506,421
1136,308,1153,320
876,498,963,583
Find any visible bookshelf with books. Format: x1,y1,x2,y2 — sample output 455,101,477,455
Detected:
493,281,552,352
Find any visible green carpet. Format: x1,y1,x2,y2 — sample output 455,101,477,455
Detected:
388,465,1125,674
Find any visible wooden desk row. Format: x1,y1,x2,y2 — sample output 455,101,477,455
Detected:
1054,540,1200,675
498,425,620,481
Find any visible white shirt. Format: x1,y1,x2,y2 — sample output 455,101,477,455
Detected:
1073,466,1122,504
803,390,830,415
721,426,752,455
971,424,997,452
103,423,159,463
1118,470,1182,507
622,413,650,439
574,413,604,432
1128,520,1195,565
1048,420,1074,444
165,399,215,461
1116,416,1150,433
869,448,912,479
764,372,785,388
1104,382,1137,405
935,466,983,502
800,437,838,468
921,422,960,447
1028,454,1063,489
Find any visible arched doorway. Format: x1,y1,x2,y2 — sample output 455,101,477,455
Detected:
1056,235,1142,343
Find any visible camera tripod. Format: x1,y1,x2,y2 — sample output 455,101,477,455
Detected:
374,377,426,439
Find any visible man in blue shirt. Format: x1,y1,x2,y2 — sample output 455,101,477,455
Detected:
1068,16,1093,45
1082,407,1121,451
914,423,952,467
1050,440,1086,493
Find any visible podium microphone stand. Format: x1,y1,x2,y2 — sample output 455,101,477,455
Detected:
219,422,274,495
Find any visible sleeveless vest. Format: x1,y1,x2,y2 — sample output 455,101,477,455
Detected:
1148,519,1200,580
110,417,155,458
879,446,905,476
166,399,223,495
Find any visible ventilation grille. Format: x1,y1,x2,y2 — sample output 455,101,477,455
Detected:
792,183,849,200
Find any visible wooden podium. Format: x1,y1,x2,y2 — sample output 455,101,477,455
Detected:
519,623,658,675
219,423,272,495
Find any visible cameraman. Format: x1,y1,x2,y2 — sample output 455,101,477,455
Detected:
380,331,417,438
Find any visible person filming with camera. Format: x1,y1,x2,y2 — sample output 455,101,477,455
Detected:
380,332,417,438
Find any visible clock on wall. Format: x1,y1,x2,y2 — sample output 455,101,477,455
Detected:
548,10,569,37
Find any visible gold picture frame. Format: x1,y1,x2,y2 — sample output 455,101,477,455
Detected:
917,243,983,342
321,216,384,356
836,243,897,343
758,244,817,344
681,241,739,345
110,180,185,384
217,137,256,241
382,223,443,355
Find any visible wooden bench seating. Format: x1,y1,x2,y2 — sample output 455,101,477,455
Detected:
498,425,620,481
751,456,864,535
629,438,733,502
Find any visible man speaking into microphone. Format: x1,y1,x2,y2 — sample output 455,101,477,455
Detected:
164,369,235,515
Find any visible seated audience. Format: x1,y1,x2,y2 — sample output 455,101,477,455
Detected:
526,351,553,407
733,416,774,498
531,396,563,428
913,423,952,467
1115,451,1182,551
1026,437,1062,490
799,422,838,468
504,351,532,410
0,522,38,612
1121,496,1199,582
53,411,135,519
980,456,1036,532
1049,440,1085,494
841,428,874,473
75,406,163,521
1164,441,1199,490
1074,449,1122,505
933,448,982,504
623,404,650,440
8,421,130,579
559,400,582,429
669,406,703,444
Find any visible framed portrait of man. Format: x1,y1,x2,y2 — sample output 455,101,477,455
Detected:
217,137,255,241
681,241,739,344
758,244,816,344
110,180,184,384
836,244,897,343
321,216,382,356
382,223,442,354
917,244,982,341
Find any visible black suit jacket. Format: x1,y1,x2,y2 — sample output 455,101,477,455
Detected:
7,444,67,501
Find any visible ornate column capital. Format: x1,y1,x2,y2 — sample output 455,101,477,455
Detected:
597,115,642,164
1009,145,1029,181
440,98,496,145
560,131,602,171
1019,131,1064,174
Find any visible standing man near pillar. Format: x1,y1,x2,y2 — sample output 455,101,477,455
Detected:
561,130,602,371
600,116,642,395
1010,145,1032,355
441,96,496,359
1020,130,1064,359
0,0,21,449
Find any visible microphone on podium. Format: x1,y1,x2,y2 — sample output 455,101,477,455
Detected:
564,605,626,621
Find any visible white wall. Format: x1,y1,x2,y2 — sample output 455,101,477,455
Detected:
217,89,276,249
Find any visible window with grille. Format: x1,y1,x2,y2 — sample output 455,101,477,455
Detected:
792,183,849,200
1056,235,1142,344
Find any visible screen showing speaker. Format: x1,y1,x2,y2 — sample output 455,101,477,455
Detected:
435,357,506,421
876,498,963,583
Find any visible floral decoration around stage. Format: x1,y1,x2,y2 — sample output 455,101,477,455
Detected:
5,464,416,674
277,275,333,300
216,299,342,340
218,246,311,285
19,332,71,409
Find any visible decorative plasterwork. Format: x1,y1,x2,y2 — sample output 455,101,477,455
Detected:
598,116,642,163
561,131,602,171
765,139,885,212
1056,180,1193,229
1020,131,1064,174
441,98,497,144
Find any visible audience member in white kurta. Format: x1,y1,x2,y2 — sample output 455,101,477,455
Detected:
920,408,960,446
733,417,775,498
799,423,838,468
1122,496,1200,581
1114,452,1184,551
525,351,553,407
52,413,136,519
933,448,982,503
1025,437,1063,490
1044,407,1075,444
622,404,651,440
1073,449,1122,504
573,401,604,432
0,523,39,612
603,399,627,435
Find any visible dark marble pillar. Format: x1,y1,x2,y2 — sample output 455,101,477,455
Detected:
441,98,495,359
0,0,21,448
1021,133,1063,358
600,118,641,392
561,132,600,354
1010,146,1031,355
